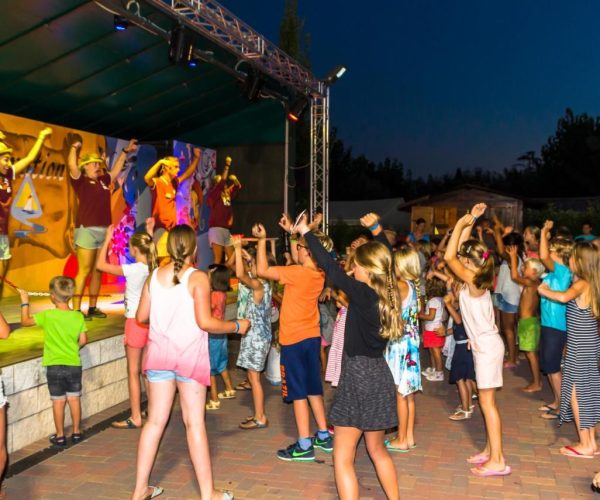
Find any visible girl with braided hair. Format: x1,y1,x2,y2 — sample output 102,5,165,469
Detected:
95,219,157,430
445,203,510,477
295,212,401,500
131,224,250,500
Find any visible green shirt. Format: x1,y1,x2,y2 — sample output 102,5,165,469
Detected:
34,309,87,367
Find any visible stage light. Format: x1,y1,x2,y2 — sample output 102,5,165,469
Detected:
114,15,129,31
325,64,347,84
169,25,194,64
188,58,201,68
241,71,264,101
287,97,308,122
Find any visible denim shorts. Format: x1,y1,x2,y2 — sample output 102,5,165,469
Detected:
74,225,107,250
493,293,519,314
46,365,82,399
146,369,195,383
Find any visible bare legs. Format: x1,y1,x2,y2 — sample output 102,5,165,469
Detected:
430,347,443,372
388,392,416,450
333,426,399,500
545,371,562,410
292,396,327,438
209,369,234,403
472,388,505,471
247,370,267,423
211,244,234,265
131,379,225,500
73,246,101,311
560,385,596,456
127,346,145,426
522,351,542,392
500,311,517,365
457,379,473,411
51,396,81,437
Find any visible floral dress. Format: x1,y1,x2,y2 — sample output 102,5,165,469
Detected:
384,280,422,396
236,281,272,372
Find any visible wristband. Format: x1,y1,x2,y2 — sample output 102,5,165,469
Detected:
121,148,130,154
20,303,29,308
368,223,380,232
233,320,240,333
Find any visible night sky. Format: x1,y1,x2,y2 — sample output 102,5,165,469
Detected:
222,1,600,176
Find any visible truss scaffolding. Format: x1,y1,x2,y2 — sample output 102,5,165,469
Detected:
310,87,330,232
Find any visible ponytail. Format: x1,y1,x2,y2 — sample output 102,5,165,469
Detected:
166,225,197,285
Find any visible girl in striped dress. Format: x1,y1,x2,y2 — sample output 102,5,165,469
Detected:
538,241,600,458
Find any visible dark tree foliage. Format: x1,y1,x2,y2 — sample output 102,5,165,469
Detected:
330,109,600,201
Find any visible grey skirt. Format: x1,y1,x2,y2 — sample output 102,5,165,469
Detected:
329,353,398,431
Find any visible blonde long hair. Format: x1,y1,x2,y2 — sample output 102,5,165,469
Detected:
571,241,600,319
167,224,197,285
130,232,158,274
394,246,422,310
354,241,403,340
458,239,494,290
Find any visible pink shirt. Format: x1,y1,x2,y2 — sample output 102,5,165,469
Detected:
143,267,210,385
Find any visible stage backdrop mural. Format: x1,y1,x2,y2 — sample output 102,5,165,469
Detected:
0,112,213,298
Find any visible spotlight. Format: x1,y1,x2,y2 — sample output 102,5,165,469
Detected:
169,25,194,64
325,64,347,85
287,97,308,122
113,15,129,31
241,71,264,101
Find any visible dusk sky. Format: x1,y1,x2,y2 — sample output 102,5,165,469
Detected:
223,1,600,176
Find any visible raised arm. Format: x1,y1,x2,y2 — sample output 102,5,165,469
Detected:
13,127,52,174
18,289,35,327
360,212,393,251
538,279,587,303
144,159,163,187
233,237,262,291
179,147,201,183
493,220,506,258
68,141,82,180
443,293,462,324
444,215,477,285
95,225,124,276
253,224,281,281
506,245,533,287
109,139,137,183
279,213,299,264
540,220,555,271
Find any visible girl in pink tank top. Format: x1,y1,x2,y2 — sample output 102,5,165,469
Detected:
445,204,510,479
130,225,250,500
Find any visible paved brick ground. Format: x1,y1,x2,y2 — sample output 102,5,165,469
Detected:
3,353,599,499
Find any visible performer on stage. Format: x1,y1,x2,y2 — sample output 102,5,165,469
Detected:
207,156,241,264
68,138,137,318
0,127,52,295
143,149,201,258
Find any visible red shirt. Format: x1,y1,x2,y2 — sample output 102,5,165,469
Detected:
0,167,14,235
207,180,240,229
70,173,112,227
151,176,180,230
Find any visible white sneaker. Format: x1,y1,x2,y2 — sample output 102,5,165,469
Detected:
427,371,444,382
422,367,435,376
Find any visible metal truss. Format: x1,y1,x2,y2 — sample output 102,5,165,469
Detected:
310,87,330,233
142,0,323,97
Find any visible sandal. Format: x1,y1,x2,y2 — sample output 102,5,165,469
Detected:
235,381,251,391
239,417,268,430
112,417,142,429
218,389,236,399
71,433,83,444
205,400,221,411
49,434,67,448
143,486,164,499
540,409,559,420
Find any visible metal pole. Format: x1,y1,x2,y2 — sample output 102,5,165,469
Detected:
284,116,289,215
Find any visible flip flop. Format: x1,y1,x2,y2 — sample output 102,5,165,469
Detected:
384,439,410,453
470,465,512,477
235,381,251,391
143,486,164,499
560,446,594,459
538,404,557,412
112,418,141,429
466,453,489,464
540,409,559,420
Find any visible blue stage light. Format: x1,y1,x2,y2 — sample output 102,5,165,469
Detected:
114,15,129,31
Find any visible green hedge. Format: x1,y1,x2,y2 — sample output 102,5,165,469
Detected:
524,206,600,235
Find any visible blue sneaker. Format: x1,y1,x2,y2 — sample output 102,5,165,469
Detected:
313,432,333,453
276,441,315,462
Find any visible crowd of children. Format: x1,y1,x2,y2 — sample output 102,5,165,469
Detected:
3,203,600,499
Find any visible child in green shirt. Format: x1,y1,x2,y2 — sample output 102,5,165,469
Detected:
20,276,87,447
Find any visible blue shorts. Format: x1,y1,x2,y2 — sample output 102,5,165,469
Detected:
493,293,519,314
146,370,195,383
280,337,323,403
539,326,567,375
208,335,228,375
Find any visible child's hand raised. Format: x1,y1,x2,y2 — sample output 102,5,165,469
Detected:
470,203,487,219
231,235,242,250
308,213,323,230
505,245,518,258
18,288,29,304
252,223,267,239
278,213,293,234
293,213,310,235
237,319,251,335
503,226,514,236
360,212,379,229
542,220,554,234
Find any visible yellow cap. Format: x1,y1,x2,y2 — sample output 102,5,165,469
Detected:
0,142,12,156
79,153,103,168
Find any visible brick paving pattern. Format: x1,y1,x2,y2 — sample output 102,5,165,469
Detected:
3,355,598,499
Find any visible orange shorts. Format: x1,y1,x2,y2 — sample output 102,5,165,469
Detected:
124,318,149,349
